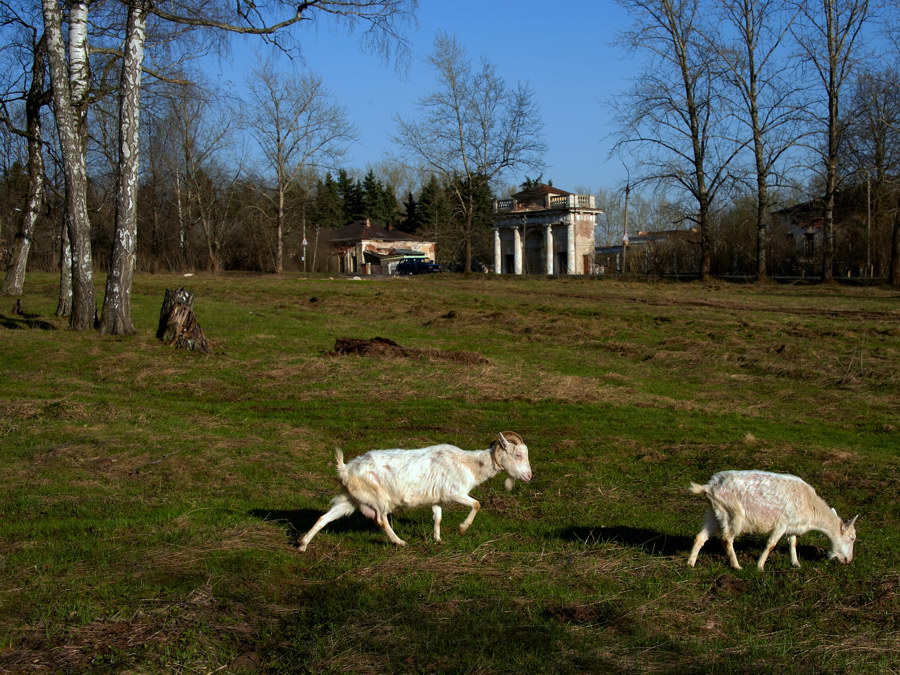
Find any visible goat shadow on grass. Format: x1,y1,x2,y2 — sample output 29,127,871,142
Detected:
560,526,829,563
248,508,380,545
558,526,695,557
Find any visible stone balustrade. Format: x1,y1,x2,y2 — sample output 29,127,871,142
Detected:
494,193,595,212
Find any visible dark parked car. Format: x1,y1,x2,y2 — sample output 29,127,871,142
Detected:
396,258,442,275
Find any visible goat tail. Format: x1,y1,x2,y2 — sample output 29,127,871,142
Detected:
334,447,347,480
689,482,708,496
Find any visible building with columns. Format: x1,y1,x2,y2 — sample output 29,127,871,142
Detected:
492,184,601,275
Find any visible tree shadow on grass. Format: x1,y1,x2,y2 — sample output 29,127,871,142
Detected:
558,525,696,557
248,508,380,545
0,312,56,330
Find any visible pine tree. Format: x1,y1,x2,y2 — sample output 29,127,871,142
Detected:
312,173,344,228
337,169,364,222
399,191,420,233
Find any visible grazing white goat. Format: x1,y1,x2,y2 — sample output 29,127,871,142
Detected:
687,470,858,570
297,432,532,551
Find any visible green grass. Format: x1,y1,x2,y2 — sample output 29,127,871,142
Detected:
1,272,897,672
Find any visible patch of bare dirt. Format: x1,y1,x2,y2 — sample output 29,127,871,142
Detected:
327,337,489,364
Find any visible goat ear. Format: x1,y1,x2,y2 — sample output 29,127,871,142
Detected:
844,515,858,529
497,432,511,452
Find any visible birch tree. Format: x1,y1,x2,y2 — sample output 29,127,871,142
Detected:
245,63,355,273
99,0,149,334
394,33,546,274
42,0,95,329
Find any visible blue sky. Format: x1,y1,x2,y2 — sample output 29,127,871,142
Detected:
207,1,642,193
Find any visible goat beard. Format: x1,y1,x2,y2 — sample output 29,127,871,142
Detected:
504,476,515,491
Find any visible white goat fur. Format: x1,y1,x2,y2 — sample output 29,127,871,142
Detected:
687,470,858,570
297,432,532,551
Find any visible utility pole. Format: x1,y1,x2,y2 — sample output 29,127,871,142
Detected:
622,182,631,275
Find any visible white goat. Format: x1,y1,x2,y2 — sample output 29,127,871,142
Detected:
687,470,858,570
297,432,532,551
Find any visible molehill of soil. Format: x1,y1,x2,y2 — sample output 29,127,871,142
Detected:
328,337,489,364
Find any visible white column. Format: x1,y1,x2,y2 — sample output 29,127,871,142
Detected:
567,220,576,275
493,227,502,274
513,227,523,275
545,224,554,275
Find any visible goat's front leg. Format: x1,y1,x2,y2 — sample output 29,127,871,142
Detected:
452,494,480,535
788,535,800,567
432,505,442,542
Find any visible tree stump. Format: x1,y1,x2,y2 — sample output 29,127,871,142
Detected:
156,288,210,353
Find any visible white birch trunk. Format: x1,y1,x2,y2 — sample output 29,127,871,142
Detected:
56,218,73,317
42,0,95,330
100,0,148,335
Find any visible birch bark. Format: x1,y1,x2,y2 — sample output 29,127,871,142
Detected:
42,0,95,329
101,0,149,335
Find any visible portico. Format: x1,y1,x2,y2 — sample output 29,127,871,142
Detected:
492,184,601,275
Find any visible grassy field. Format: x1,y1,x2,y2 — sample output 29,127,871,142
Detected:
1,272,897,673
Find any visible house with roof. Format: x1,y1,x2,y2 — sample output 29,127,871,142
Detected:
324,219,436,275
492,184,602,275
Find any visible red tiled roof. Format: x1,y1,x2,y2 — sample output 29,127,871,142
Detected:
512,184,572,200
325,220,430,243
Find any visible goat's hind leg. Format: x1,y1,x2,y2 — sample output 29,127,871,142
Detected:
757,525,786,570
687,507,719,567
376,511,407,547
297,493,356,552
432,505,442,542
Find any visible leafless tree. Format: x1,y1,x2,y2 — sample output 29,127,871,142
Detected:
164,84,241,272
713,0,806,280
883,1,900,286
794,0,873,281
0,3,49,298
614,0,744,280
394,33,546,274
839,68,900,279
244,62,355,273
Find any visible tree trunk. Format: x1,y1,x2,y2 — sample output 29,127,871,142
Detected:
100,0,148,335
1,34,47,298
56,217,73,317
156,288,210,353
42,0,95,329
699,201,712,281
890,194,900,287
